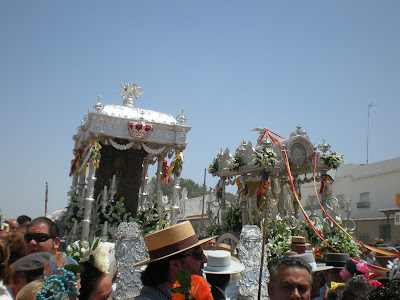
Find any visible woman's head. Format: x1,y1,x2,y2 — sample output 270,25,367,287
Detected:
0,239,14,285
79,261,112,300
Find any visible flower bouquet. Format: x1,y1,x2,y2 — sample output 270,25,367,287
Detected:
65,240,90,262
227,153,242,172
172,270,213,300
252,147,277,167
208,157,220,176
321,151,344,170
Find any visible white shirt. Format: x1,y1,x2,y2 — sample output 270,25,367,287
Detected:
0,281,13,300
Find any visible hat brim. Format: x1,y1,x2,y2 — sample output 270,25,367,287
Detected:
202,259,245,274
131,236,216,267
313,264,334,272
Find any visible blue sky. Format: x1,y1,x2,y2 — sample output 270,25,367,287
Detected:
1,1,399,219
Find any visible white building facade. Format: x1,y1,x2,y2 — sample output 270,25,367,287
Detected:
301,157,400,245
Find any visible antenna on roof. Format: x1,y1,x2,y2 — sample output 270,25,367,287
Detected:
366,102,381,164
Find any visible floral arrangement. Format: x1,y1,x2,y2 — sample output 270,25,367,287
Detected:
227,153,242,172
298,216,324,250
172,270,213,300
299,215,361,260
208,157,220,176
97,197,135,234
135,197,170,234
89,141,102,169
65,240,90,262
252,147,277,167
222,202,242,234
264,214,292,262
60,187,85,231
321,151,344,170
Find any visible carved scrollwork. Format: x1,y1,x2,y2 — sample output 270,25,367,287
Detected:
114,222,149,300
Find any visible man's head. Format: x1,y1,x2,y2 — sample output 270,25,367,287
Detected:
290,236,310,255
17,215,31,228
8,219,19,231
324,253,349,286
372,247,399,268
25,217,60,255
136,221,213,289
203,250,245,291
202,238,216,250
10,251,52,297
268,256,312,300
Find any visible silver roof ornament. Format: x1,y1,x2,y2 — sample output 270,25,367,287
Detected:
93,94,104,112
120,83,143,108
318,138,331,153
176,106,187,124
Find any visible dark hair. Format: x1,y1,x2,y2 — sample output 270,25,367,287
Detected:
6,229,26,264
327,284,345,300
27,217,59,237
79,261,105,300
0,240,14,285
269,256,312,286
141,252,188,286
369,278,400,300
341,276,376,299
17,215,31,226
205,273,230,289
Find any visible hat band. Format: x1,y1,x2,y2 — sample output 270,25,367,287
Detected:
326,262,345,268
204,264,232,272
149,234,198,260
291,242,306,245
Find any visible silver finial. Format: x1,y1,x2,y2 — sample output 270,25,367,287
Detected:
318,138,331,153
93,94,103,112
176,106,187,124
120,83,143,108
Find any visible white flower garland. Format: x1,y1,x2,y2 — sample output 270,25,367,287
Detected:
109,138,135,150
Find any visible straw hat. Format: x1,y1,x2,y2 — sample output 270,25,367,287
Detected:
290,236,311,246
283,251,298,257
294,253,333,272
212,243,232,253
132,221,215,267
202,250,245,274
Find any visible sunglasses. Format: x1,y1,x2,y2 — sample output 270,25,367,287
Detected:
181,247,204,261
24,233,55,243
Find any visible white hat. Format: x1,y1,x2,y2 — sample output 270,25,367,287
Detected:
294,252,333,272
202,250,245,274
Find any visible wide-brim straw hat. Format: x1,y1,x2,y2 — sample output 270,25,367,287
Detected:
202,250,245,274
132,221,215,267
371,247,399,258
290,236,311,247
294,253,333,272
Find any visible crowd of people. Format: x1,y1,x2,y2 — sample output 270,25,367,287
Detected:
0,215,113,300
1,215,400,300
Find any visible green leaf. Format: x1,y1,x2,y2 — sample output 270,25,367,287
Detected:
64,264,84,274
175,269,191,291
171,287,187,294
91,237,100,251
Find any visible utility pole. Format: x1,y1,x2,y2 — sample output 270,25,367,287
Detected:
45,182,48,216
366,103,380,164
200,168,206,234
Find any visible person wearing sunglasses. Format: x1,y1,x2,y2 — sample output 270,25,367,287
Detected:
24,217,60,256
133,221,215,300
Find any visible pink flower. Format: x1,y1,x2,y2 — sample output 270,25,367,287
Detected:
356,261,370,280
340,268,351,280
369,280,383,288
